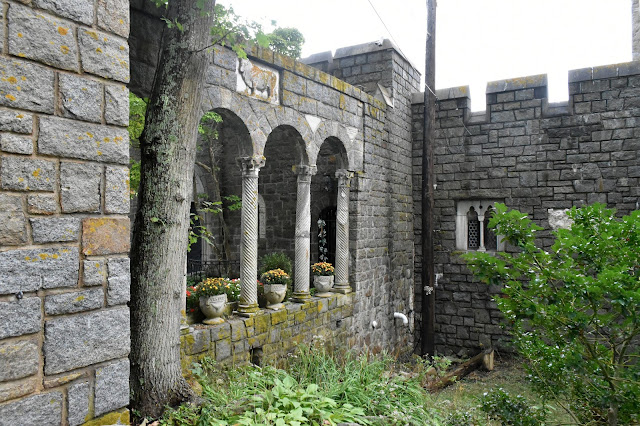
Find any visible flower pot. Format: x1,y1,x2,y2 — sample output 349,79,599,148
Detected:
314,275,334,297
199,294,227,325
263,284,287,310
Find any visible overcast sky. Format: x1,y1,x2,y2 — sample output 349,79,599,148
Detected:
220,0,632,110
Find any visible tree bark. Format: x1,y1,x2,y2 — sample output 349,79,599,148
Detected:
130,0,215,418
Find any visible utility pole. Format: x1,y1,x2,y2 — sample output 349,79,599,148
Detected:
421,0,436,357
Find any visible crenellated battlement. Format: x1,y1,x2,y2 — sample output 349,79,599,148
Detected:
412,61,640,125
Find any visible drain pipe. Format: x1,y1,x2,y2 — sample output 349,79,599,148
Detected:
393,312,409,326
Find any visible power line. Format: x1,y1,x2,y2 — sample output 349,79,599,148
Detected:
365,0,408,59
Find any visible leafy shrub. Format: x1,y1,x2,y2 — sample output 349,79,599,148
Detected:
479,388,546,425
259,252,292,276
464,203,640,425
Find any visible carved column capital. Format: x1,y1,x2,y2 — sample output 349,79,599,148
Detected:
335,169,353,187
236,155,265,176
294,164,317,177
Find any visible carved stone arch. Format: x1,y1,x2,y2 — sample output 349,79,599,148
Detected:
267,107,314,163
311,121,352,170
201,86,267,156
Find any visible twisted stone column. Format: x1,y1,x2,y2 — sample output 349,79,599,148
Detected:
237,156,264,315
333,169,353,294
292,165,317,302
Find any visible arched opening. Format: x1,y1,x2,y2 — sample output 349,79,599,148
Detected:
311,137,348,266
260,125,308,263
191,108,253,278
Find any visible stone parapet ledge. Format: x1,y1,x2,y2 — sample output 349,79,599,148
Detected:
181,293,355,368
568,61,640,82
486,74,548,94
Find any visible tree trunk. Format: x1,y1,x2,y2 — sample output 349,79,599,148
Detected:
130,0,215,418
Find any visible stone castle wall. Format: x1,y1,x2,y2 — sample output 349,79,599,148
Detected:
307,40,421,352
413,62,640,356
131,2,419,357
0,0,131,424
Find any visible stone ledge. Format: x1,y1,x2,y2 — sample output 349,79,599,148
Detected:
486,74,547,94
568,61,640,83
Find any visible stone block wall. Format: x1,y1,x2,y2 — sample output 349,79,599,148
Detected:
181,293,354,367
412,62,640,356
326,40,421,353
0,1,131,424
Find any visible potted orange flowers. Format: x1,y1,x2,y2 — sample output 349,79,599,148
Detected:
311,262,334,297
260,268,290,310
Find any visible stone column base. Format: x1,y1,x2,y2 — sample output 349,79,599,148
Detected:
237,303,260,317
332,284,352,294
291,291,312,303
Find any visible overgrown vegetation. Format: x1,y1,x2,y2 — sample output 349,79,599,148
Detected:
162,344,446,425
464,203,640,425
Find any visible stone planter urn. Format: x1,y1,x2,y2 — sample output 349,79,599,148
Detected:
199,294,227,325
263,284,287,310
314,275,334,297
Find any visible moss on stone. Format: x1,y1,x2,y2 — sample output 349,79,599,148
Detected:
82,408,129,426
271,309,287,325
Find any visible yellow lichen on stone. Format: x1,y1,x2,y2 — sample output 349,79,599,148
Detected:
82,409,130,426
5,94,16,101
58,27,68,36
61,46,70,54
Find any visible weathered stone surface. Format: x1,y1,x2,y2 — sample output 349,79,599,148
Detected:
0,247,79,295
0,391,63,426
30,217,81,243
107,258,130,306
105,84,129,126
67,381,90,426
59,74,102,123
33,0,94,25
0,376,37,403
79,29,130,83
94,359,129,416
105,166,129,214
1,133,32,154
82,218,130,255
45,288,103,315
8,3,79,71
43,372,85,390
83,259,107,286
0,109,33,133
548,208,573,231
43,307,130,375
97,0,129,38
0,57,55,113
0,339,39,382
60,162,101,213
0,156,55,191
0,298,41,339
39,116,129,164
27,194,57,214
0,194,26,246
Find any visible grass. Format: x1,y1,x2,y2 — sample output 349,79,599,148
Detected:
160,345,574,425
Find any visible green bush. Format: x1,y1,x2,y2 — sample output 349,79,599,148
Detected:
258,252,293,277
479,388,546,425
464,203,640,425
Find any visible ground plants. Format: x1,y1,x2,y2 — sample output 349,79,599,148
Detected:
161,344,445,425
463,203,640,425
